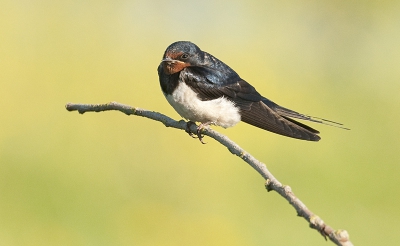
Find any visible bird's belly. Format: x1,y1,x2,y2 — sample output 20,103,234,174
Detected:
164,82,241,128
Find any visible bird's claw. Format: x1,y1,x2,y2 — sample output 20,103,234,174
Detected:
185,121,198,138
185,121,212,144
196,127,206,144
196,122,213,144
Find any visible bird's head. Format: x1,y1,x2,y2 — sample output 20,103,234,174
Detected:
161,41,203,75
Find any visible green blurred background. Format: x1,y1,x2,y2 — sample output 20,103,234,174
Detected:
1,0,399,245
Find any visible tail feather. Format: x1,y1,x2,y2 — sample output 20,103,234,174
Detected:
262,99,350,130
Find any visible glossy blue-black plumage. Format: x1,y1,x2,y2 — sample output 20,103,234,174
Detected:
158,41,346,141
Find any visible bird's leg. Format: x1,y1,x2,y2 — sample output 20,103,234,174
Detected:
196,122,214,144
185,121,198,138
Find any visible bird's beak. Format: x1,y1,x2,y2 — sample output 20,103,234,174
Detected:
161,57,175,63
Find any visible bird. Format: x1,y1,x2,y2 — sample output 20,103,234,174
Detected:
157,41,347,143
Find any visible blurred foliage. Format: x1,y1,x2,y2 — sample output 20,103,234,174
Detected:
1,0,399,245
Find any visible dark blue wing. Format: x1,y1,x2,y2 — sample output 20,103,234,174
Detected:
180,67,321,141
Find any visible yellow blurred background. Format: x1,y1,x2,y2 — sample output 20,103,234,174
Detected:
1,1,399,245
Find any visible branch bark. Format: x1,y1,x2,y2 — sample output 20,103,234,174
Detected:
65,101,353,246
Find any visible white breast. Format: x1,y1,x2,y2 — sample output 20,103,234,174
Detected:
164,82,241,128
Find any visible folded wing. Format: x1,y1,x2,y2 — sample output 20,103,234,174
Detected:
183,68,322,141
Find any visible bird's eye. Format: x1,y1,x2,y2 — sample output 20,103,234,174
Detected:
180,53,189,59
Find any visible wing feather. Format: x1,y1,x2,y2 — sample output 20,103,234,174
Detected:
181,68,321,141
239,101,320,141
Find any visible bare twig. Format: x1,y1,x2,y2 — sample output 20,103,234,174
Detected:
65,101,353,246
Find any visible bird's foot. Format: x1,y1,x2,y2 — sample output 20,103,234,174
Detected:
185,121,198,139
185,121,213,144
196,122,214,144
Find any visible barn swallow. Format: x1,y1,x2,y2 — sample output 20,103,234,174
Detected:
158,41,347,143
